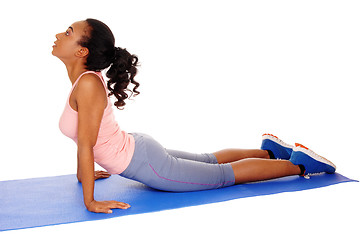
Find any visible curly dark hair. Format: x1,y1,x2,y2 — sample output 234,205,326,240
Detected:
77,18,140,109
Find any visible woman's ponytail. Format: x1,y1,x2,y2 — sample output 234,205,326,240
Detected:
106,47,140,109
78,18,140,110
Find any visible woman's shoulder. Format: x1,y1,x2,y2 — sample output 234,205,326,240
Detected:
77,72,103,88
75,72,107,108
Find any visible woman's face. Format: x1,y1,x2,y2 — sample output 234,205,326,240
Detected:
52,21,89,62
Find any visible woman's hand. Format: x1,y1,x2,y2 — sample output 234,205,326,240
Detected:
87,200,131,214
94,170,111,180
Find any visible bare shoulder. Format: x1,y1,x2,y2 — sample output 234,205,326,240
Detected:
77,73,104,93
75,73,107,107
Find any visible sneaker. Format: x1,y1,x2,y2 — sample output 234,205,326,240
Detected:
290,143,336,176
261,133,293,160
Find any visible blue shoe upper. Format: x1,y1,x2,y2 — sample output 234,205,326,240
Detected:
261,135,293,160
290,147,336,175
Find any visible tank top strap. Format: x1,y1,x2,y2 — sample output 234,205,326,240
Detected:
89,71,107,90
70,71,108,93
72,70,105,87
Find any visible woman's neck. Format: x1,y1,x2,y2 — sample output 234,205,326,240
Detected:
65,61,88,86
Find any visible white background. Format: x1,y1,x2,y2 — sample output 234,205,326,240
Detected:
1,0,360,239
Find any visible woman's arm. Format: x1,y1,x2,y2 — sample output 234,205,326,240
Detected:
76,74,130,213
77,160,111,182
77,153,82,182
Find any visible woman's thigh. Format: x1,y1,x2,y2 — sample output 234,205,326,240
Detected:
121,133,235,192
165,149,219,164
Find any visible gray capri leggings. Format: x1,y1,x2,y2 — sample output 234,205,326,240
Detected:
120,133,235,192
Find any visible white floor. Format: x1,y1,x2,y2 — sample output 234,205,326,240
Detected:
1,0,360,239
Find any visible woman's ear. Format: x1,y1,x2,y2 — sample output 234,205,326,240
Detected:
75,47,89,58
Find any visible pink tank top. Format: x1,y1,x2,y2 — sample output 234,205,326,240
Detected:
59,71,135,174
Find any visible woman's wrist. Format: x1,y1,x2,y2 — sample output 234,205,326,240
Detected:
85,199,95,209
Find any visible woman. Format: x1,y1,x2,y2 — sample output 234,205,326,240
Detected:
53,19,336,214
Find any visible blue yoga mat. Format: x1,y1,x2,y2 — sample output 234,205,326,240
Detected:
0,173,356,231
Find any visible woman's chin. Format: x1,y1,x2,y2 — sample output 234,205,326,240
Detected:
51,49,58,57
